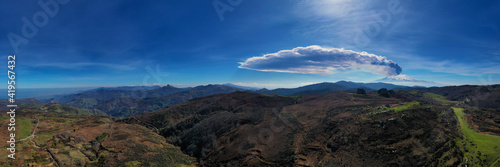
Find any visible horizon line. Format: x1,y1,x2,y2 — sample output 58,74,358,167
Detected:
3,81,497,90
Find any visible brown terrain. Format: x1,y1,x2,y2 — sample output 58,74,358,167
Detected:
124,91,470,166
0,110,195,166
1,86,499,166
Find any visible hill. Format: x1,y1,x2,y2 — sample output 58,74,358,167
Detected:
49,85,244,118
124,90,478,166
2,83,500,166
254,81,413,96
417,84,500,109
28,82,418,118
95,85,243,117
0,108,196,166
24,82,500,119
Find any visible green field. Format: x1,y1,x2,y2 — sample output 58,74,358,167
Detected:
424,93,453,104
371,101,421,114
18,118,34,139
0,116,9,121
452,107,500,166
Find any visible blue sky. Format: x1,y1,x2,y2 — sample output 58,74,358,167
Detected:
1,0,499,89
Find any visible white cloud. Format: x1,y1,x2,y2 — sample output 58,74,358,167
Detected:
239,45,402,76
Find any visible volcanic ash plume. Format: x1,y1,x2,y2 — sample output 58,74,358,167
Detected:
239,45,402,76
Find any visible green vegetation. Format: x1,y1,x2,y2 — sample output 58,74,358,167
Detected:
124,161,142,167
371,101,420,114
1,111,197,166
34,134,55,146
435,140,462,166
424,93,453,104
69,150,88,164
44,103,97,115
18,118,34,139
452,107,500,166
67,98,98,108
48,103,66,113
151,146,196,166
76,108,92,115
377,88,391,98
33,154,51,165
96,132,109,142
349,93,356,104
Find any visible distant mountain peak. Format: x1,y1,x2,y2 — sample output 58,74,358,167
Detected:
377,74,443,87
379,74,422,82
163,84,175,88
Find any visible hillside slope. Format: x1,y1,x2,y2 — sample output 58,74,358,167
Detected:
53,85,243,118
0,110,196,166
125,91,469,166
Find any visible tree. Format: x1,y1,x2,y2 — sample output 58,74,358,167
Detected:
378,88,390,98
357,88,367,95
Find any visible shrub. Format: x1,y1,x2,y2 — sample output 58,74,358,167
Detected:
356,88,367,95
378,88,390,98
96,132,109,142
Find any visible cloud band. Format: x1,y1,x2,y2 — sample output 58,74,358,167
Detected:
239,45,402,76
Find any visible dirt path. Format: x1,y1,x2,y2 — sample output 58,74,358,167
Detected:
19,116,39,141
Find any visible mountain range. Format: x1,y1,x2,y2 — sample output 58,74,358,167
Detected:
1,81,499,166
122,89,499,166
38,81,499,118
377,74,443,87
42,81,418,118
